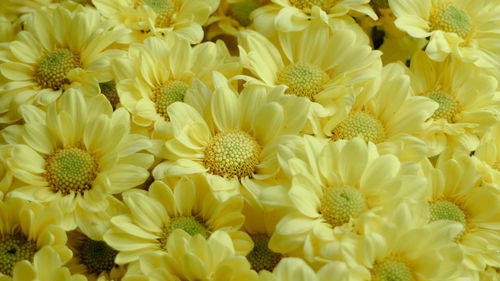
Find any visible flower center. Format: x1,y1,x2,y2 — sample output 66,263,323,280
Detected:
152,80,188,120
429,4,472,39
45,147,98,196
320,187,366,227
203,130,261,179
277,64,328,100
370,0,389,9
78,239,118,275
332,111,386,143
228,0,261,27
35,48,81,90
371,259,414,281
425,91,459,122
143,0,176,28
99,81,119,109
288,0,334,10
0,234,37,276
159,216,209,249
429,200,466,224
246,234,282,273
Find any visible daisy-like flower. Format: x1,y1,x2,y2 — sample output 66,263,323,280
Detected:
408,51,500,156
0,247,87,281
252,0,376,35
103,176,253,264
472,121,500,186
264,137,426,266
154,73,309,201
116,35,240,136
4,89,153,231
389,0,500,68
93,0,219,43
321,63,437,161
0,5,130,124
422,155,500,272
237,18,381,134
206,0,268,37
121,230,259,281
361,201,464,281
0,198,72,278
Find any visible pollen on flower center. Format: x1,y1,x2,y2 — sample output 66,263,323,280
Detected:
246,234,283,273
0,234,37,276
371,259,414,281
425,91,460,122
99,81,120,109
320,187,366,227
159,216,208,249
277,63,328,100
78,239,118,275
228,0,261,27
35,48,81,90
429,4,472,39
152,80,188,120
289,0,333,10
203,130,261,179
143,0,176,27
332,111,386,143
45,147,98,196
429,200,466,224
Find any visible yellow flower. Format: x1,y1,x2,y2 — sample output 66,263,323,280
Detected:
154,73,309,201
264,137,427,266
0,146,14,200
389,0,500,68
93,0,219,43
116,35,240,136
237,18,381,135
472,121,500,186
422,155,500,272
4,89,153,231
0,198,72,278
0,5,130,124
409,51,500,156
121,230,259,281
103,176,252,264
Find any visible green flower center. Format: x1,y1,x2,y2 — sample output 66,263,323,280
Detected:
45,147,98,195
277,64,328,100
246,234,282,273
203,130,261,179
320,187,366,227
429,4,472,39
36,48,81,90
0,235,37,276
99,81,119,109
78,239,118,275
159,216,209,249
332,112,386,143
144,0,176,27
372,259,414,281
370,0,389,9
152,80,188,120
228,0,261,26
288,0,334,10
425,91,459,122
429,200,466,224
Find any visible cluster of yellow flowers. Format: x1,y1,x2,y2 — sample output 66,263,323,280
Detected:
0,0,500,280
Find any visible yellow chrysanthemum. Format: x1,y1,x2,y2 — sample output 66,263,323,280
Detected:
153,73,309,201
361,201,464,281
103,176,252,264
3,89,153,231
0,146,14,200
0,247,87,281
116,35,240,136
390,0,500,68
422,155,500,272
0,5,130,124
2,0,94,23
237,18,381,135
0,198,72,278
408,51,500,156
263,137,426,266
93,0,219,43
472,121,500,186
121,230,259,281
